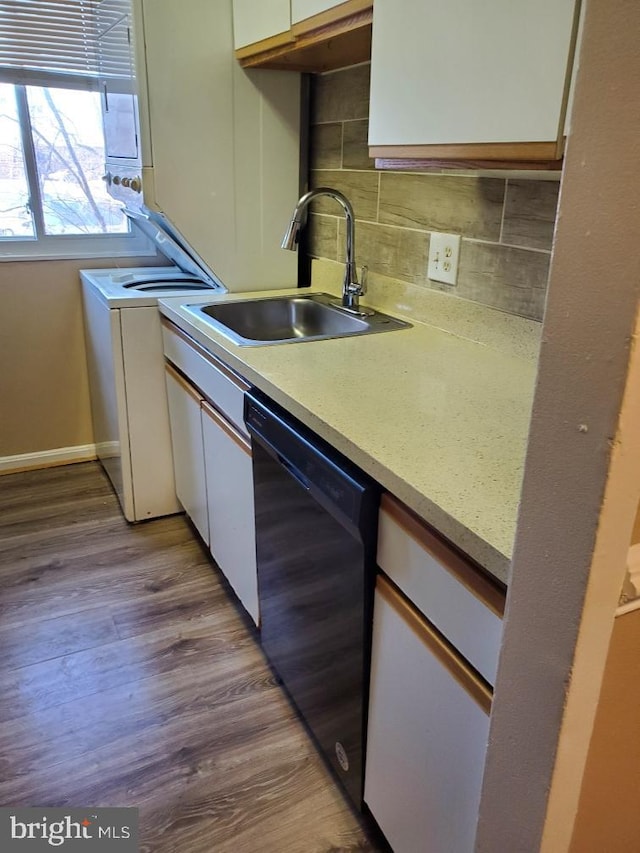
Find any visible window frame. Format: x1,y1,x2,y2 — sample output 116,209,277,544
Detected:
0,79,151,262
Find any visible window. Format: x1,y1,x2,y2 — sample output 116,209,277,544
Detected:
0,83,128,240
0,0,147,259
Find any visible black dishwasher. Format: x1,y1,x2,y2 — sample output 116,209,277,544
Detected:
244,391,379,809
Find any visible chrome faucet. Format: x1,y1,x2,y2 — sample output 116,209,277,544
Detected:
281,187,368,313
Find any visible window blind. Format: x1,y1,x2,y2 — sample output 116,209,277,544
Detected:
0,0,130,89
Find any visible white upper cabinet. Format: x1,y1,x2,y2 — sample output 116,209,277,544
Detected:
291,1,345,24
369,0,581,161
232,0,291,49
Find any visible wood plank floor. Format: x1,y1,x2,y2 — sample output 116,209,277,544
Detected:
0,462,381,852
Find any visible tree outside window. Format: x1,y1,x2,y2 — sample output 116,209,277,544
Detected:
0,82,127,240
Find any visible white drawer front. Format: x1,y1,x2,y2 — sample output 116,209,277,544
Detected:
377,496,504,685
162,321,249,436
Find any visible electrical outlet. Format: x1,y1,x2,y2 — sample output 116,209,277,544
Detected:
427,232,461,286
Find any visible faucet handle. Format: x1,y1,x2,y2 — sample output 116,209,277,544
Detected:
359,265,368,295
346,265,367,297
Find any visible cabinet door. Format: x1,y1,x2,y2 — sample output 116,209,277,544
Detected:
369,0,579,158
202,401,259,625
232,0,291,49
364,578,491,853
291,1,346,25
165,365,209,544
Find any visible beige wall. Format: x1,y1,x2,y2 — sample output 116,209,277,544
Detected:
631,500,640,546
0,255,160,459
569,606,640,853
307,64,559,321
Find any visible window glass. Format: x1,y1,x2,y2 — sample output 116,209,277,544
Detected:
0,83,35,239
25,86,127,236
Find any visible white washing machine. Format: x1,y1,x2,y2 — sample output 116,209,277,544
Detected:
82,207,226,522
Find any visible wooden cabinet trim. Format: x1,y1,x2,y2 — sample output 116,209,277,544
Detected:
380,493,506,618
201,399,251,456
239,24,372,72
165,362,202,405
377,574,492,715
161,317,250,393
374,156,563,172
370,140,563,163
237,1,372,72
234,29,296,61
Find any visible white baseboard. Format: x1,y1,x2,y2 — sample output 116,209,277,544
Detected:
0,444,97,475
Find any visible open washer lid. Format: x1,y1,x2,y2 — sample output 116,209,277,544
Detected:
125,206,226,292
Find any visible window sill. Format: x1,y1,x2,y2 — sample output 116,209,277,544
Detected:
0,234,155,263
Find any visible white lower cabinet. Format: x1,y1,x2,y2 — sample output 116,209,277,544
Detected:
164,364,209,544
202,400,259,626
364,577,492,853
163,320,259,625
377,494,504,686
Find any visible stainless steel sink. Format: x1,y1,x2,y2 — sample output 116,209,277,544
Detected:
184,292,410,345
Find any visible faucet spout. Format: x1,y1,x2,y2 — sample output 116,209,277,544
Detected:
280,218,302,251
281,187,365,311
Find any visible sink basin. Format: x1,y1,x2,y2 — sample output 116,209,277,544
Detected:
184,292,411,345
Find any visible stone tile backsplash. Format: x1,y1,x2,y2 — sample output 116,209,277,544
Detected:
378,173,505,240
307,64,560,322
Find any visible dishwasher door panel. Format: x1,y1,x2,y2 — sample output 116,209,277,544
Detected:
253,439,366,807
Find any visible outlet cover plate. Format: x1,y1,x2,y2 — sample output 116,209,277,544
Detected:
428,232,461,286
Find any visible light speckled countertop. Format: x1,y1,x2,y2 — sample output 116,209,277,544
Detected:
159,264,540,585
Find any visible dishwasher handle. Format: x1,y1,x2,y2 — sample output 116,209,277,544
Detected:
245,391,380,539
278,453,311,491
